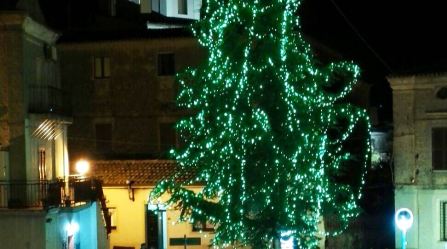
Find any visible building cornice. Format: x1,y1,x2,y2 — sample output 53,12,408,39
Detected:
0,12,59,44
426,111,447,119
0,12,26,26
23,17,59,44
387,73,447,91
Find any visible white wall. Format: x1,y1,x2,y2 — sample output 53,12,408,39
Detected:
390,75,447,249
395,186,447,249
151,0,201,20
0,210,46,249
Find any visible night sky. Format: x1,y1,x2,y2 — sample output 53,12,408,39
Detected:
36,0,446,122
300,0,447,121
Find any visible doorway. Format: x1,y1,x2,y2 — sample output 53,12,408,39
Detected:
146,204,167,249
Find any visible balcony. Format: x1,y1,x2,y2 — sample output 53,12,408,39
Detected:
28,85,71,115
0,178,102,209
0,178,111,233
0,180,57,208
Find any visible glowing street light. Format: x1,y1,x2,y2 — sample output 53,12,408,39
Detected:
395,208,413,249
75,159,90,176
280,230,294,249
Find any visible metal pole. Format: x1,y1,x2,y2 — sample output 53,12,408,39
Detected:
401,230,406,249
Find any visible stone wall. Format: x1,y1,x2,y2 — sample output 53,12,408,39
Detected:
59,37,205,160
390,74,447,249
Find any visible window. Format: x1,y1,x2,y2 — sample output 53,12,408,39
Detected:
158,53,175,76
159,123,176,156
38,148,46,181
192,219,214,232
178,0,188,15
96,123,112,153
436,87,447,99
93,57,111,79
432,128,447,170
109,207,117,230
43,44,57,61
110,0,116,16
441,201,447,240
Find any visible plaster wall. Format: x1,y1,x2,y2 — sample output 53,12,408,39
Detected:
103,186,214,249
0,210,46,249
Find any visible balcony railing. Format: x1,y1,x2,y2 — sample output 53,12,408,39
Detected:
29,85,71,115
0,181,56,208
0,178,102,209
0,178,111,233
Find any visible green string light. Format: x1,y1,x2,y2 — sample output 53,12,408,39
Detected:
151,1,370,248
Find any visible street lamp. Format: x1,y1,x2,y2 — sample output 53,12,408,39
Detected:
280,230,294,249
75,159,90,176
395,208,413,249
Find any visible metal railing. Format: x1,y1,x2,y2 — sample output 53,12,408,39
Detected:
0,178,101,209
0,178,111,233
0,180,59,208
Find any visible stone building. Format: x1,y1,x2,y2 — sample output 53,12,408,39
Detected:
0,2,110,248
36,1,392,248
389,73,447,249
51,1,206,248
58,31,204,162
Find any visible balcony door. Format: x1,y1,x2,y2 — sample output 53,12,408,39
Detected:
38,148,46,181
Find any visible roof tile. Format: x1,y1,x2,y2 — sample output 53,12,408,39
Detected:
91,159,193,186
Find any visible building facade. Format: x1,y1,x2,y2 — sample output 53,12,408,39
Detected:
389,73,447,249
0,8,110,249
58,33,204,161
92,159,214,249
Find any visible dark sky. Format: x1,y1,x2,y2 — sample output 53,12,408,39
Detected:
301,0,447,75
298,0,447,121
36,0,445,122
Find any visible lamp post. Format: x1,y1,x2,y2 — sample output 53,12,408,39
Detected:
395,208,413,249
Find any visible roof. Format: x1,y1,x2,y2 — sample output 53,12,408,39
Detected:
91,159,195,186
58,28,194,43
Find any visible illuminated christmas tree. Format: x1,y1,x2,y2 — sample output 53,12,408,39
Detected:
151,0,370,248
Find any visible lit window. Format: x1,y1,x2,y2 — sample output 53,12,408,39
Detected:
93,57,111,79
158,53,175,76
178,0,188,15
432,128,447,170
441,201,447,240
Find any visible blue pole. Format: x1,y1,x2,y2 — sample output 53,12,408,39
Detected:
401,231,406,249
